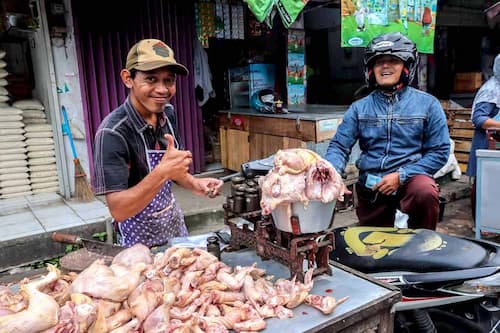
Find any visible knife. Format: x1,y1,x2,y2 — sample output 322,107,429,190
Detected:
51,232,125,257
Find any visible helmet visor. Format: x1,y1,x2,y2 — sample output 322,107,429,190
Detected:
261,93,274,104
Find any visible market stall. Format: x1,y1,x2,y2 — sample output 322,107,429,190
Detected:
218,105,348,171
0,147,401,332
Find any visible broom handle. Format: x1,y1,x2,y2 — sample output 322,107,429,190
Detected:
61,106,78,160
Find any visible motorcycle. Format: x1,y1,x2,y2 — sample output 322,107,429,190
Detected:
330,226,500,333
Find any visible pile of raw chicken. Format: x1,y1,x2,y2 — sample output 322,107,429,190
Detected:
259,148,347,215
0,244,347,333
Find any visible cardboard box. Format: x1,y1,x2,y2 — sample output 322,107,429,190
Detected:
453,72,483,93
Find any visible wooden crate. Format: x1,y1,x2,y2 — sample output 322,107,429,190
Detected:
442,105,473,173
453,72,482,93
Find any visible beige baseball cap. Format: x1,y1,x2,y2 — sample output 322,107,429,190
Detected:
125,39,189,75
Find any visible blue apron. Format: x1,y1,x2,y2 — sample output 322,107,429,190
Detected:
118,119,188,248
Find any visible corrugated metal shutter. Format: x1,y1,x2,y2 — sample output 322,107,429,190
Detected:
71,0,204,174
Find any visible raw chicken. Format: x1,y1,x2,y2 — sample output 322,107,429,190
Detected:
111,243,153,268
108,318,139,333
259,148,346,215
0,264,61,333
42,277,71,306
305,159,345,203
305,294,349,315
1,246,347,333
274,149,321,175
44,293,97,333
127,278,163,323
259,171,308,215
142,303,171,333
70,259,146,302
0,285,26,315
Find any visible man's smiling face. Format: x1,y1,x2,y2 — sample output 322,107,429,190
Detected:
121,67,177,119
373,55,404,88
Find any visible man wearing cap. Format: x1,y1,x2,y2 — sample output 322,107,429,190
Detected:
325,32,450,230
92,39,223,248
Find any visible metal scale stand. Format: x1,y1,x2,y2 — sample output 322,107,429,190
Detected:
223,202,260,250
255,215,334,282
224,204,335,281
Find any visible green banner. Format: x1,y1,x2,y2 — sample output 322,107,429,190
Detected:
244,0,275,22
341,0,437,54
275,0,309,28
245,0,308,28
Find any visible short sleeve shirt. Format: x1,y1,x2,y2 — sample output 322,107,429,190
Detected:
92,97,181,195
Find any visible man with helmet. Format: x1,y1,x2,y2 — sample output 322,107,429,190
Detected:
325,32,450,230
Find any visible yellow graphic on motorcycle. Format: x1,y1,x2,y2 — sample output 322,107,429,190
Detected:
342,227,446,259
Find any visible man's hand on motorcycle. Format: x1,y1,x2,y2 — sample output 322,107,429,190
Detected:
373,172,400,195
158,134,192,181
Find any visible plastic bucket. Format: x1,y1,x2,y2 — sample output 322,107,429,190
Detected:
271,200,336,234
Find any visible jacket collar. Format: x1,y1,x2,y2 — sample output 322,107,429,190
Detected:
373,86,409,103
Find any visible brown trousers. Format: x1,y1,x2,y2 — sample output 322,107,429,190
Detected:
355,175,440,230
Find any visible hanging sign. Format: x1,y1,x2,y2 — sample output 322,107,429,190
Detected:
244,0,275,23
275,0,310,28
245,0,309,28
341,0,437,54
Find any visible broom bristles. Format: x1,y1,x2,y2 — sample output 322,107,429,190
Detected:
74,158,94,202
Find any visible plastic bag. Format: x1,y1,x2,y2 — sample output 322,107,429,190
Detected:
395,209,409,229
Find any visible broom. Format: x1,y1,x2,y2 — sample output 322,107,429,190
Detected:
61,106,95,202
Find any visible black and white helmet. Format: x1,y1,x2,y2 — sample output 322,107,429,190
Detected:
364,32,418,88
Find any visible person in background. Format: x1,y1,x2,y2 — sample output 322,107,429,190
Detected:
466,53,500,222
92,39,223,248
325,32,450,230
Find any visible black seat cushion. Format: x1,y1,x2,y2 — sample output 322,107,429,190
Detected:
330,227,488,273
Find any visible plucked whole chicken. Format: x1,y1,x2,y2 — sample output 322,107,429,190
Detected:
0,244,347,333
258,148,348,215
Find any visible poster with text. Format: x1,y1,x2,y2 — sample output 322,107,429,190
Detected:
287,29,306,105
341,0,437,54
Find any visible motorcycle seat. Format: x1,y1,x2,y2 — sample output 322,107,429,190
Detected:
331,227,489,273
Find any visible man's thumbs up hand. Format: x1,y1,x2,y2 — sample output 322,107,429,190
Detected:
157,134,192,181
164,134,176,151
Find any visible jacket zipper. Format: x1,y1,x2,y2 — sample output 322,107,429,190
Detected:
381,94,394,170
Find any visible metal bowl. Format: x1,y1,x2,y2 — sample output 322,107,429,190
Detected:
271,200,336,234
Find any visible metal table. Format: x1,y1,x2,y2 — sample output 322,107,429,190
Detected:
222,249,401,333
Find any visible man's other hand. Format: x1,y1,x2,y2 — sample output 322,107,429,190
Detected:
373,172,400,195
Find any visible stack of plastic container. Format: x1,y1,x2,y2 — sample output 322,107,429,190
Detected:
0,106,31,199
13,99,59,194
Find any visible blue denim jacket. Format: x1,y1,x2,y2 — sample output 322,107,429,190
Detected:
325,87,450,185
